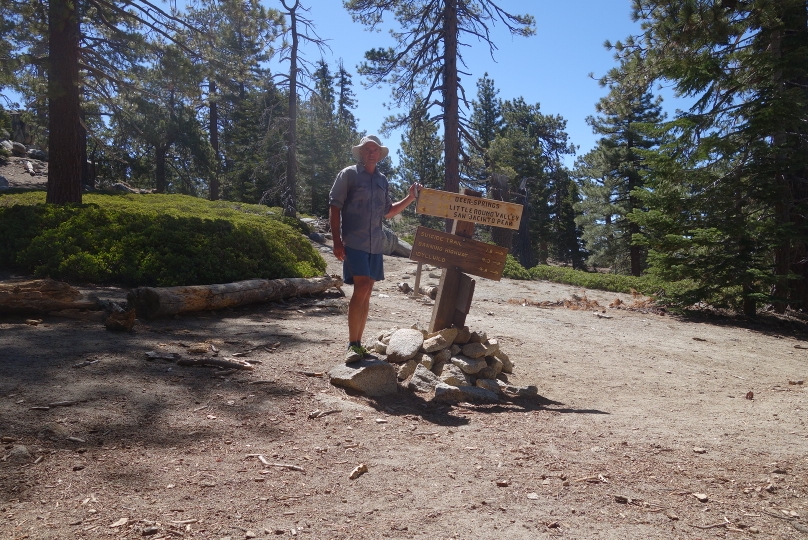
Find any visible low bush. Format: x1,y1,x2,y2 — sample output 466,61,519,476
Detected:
0,192,326,286
502,255,694,301
502,255,531,280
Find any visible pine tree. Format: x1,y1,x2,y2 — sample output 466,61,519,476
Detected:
345,0,534,219
467,74,510,248
273,0,329,217
185,0,283,201
112,45,213,194
396,100,445,229
489,98,577,266
226,81,287,204
4,0,197,203
574,64,664,275
297,60,357,216
335,60,358,132
466,75,502,192
574,146,621,271
467,72,503,184
620,0,808,314
548,167,585,269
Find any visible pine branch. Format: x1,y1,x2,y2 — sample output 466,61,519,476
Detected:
87,0,198,57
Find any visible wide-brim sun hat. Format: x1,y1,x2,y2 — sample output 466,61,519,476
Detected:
352,135,389,161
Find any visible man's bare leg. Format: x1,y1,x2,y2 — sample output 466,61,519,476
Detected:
348,276,375,345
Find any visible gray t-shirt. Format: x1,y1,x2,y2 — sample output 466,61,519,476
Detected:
329,164,392,254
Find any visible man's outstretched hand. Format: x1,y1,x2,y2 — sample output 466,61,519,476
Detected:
409,183,422,201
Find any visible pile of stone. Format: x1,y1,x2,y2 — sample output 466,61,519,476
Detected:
1,139,47,161
328,324,537,403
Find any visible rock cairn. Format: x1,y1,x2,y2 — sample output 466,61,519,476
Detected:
329,324,537,403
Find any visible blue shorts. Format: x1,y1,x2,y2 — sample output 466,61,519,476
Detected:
343,246,384,285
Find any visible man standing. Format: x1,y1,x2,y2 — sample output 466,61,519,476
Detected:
329,135,421,363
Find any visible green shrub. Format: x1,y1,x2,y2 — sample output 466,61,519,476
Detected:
531,265,698,300
502,255,531,280
0,192,326,286
501,254,695,303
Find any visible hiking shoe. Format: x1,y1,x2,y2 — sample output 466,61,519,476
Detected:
354,344,370,357
345,344,367,364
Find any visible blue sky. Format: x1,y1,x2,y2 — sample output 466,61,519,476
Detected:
288,0,685,168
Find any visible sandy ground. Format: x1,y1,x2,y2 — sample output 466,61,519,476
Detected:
0,156,48,190
2,249,807,540
1,176,808,539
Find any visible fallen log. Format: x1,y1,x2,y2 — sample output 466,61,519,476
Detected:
127,275,344,319
0,279,99,314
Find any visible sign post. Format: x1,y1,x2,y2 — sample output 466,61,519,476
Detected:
411,188,523,331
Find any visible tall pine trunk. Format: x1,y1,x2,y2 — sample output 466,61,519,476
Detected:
442,0,460,230
283,0,299,218
491,173,514,250
155,145,168,193
47,0,82,204
626,131,642,277
209,79,220,201
80,106,90,188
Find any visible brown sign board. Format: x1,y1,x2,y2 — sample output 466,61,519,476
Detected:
415,188,524,230
410,226,509,281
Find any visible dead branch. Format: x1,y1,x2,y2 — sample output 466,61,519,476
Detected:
176,358,254,370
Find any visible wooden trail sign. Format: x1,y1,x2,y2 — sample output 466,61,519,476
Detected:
410,226,509,281
411,187,524,332
416,188,523,230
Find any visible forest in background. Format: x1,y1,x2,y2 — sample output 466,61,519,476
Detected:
1,0,807,316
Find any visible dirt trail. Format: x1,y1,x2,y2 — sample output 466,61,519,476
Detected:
1,244,807,539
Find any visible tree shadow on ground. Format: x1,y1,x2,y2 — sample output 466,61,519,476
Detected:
667,308,808,341
341,387,608,428
0,305,327,456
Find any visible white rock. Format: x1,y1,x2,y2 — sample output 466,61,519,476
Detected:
453,326,471,344
433,348,451,365
494,349,513,374
475,378,502,394
451,355,487,375
329,359,398,396
7,445,31,463
433,383,499,403
483,338,500,357
11,141,26,156
439,363,471,386
503,384,538,397
397,359,418,381
461,342,487,359
418,353,434,371
422,334,449,353
408,364,441,393
427,327,459,344
386,328,425,363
